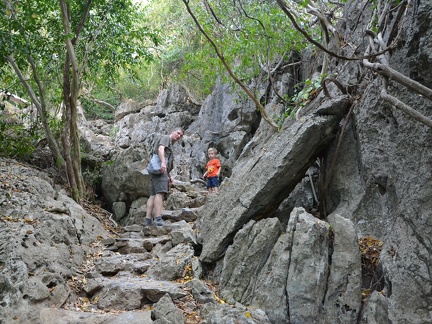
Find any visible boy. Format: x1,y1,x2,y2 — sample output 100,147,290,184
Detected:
203,148,221,194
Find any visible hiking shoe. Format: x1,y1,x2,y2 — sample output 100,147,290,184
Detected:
143,218,154,226
154,216,166,226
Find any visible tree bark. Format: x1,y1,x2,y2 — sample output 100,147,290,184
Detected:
6,55,65,167
59,0,85,200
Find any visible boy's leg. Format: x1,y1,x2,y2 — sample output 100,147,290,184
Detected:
206,177,211,193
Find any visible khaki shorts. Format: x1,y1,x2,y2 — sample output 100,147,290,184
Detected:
150,172,169,195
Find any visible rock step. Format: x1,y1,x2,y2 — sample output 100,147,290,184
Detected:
83,275,187,310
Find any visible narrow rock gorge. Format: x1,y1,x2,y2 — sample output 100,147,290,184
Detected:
1,1,431,323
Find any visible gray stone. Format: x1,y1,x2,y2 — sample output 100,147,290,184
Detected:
94,253,154,275
165,207,198,222
359,291,391,324
40,308,153,324
123,224,143,232
200,302,271,324
112,201,126,221
191,257,203,279
146,244,195,281
152,293,185,324
0,160,109,324
187,279,216,304
219,218,282,304
323,213,362,323
170,220,198,246
117,239,148,254
250,208,301,323
102,237,116,246
95,276,186,309
287,210,330,323
198,98,347,263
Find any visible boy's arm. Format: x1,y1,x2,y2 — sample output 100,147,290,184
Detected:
216,160,221,177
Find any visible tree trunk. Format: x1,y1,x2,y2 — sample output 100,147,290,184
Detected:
6,55,65,167
59,0,85,200
62,57,80,201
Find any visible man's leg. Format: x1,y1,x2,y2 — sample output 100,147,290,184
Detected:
143,195,155,226
153,193,164,216
146,195,155,219
153,193,166,226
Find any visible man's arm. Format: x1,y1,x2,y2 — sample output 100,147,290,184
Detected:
158,145,167,173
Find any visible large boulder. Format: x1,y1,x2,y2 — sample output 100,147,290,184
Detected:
0,159,109,324
197,95,350,263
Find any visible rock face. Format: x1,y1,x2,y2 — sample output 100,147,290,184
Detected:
2,1,431,323
0,159,109,324
100,79,261,225
198,95,350,262
210,207,362,324
193,1,431,323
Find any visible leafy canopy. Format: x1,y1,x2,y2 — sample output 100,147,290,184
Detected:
0,0,160,110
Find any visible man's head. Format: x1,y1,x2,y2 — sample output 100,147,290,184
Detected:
170,127,184,142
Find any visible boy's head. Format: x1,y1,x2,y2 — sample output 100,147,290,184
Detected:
208,147,217,158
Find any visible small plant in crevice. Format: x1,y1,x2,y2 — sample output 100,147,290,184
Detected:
276,75,325,127
359,236,385,300
109,126,119,140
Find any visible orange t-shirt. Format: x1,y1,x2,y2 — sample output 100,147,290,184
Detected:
206,159,221,177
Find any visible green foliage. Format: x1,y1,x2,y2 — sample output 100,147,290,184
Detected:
109,126,119,140
81,97,114,120
0,122,36,159
0,102,40,159
179,0,308,96
276,75,325,127
0,0,160,122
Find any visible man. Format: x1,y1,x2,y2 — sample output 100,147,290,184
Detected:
144,127,184,226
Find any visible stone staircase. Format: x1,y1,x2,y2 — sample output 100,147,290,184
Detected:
40,200,272,324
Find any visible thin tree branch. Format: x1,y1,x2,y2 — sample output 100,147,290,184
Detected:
380,88,432,128
7,56,42,112
275,0,398,61
363,30,432,129
181,0,279,130
363,60,432,101
204,0,225,27
73,0,93,42
321,77,347,97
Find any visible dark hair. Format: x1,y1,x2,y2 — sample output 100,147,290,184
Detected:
172,127,185,134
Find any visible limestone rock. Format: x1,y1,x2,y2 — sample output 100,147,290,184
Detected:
287,210,330,323
146,243,195,281
198,97,349,263
152,293,185,324
40,308,153,324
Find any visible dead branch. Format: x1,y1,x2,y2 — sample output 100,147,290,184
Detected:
275,0,398,61
321,77,347,97
0,91,31,106
363,29,432,129
363,60,432,101
380,88,432,128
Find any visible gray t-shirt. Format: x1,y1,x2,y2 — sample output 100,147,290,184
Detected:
154,135,173,172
